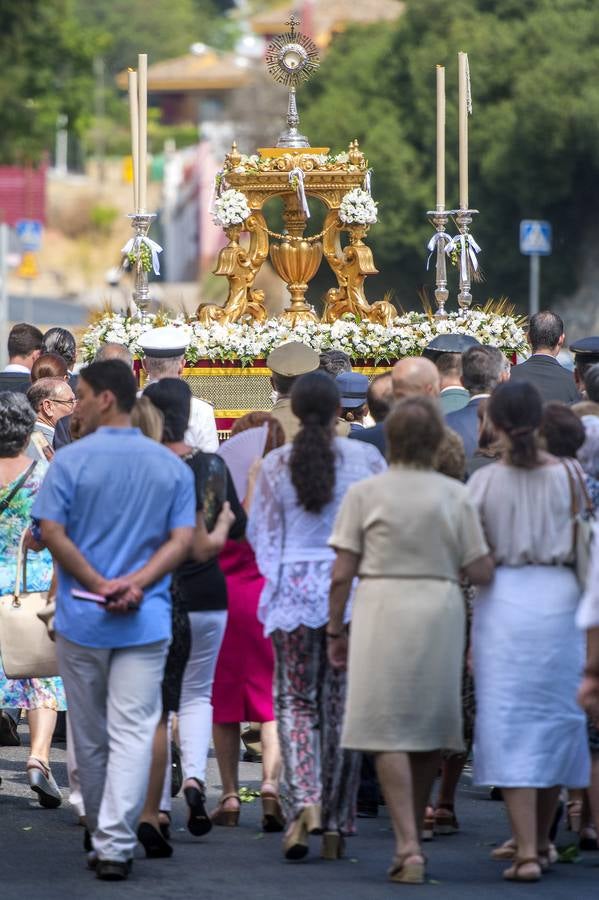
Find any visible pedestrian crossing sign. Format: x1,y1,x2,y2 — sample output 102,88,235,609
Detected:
520,220,552,256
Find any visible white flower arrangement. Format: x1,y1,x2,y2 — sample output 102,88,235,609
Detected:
212,189,251,228
81,310,528,365
339,188,378,226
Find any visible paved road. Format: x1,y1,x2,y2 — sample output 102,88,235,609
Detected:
1,730,598,899
7,295,89,327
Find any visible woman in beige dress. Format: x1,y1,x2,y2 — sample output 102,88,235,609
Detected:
327,396,493,885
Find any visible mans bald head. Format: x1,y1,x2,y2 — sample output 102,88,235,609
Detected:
392,357,440,399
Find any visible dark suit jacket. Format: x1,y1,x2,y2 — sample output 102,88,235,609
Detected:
509,354,580,404
53,414,73,450
0,371,31,394
445,397,485,459
349,422,386,455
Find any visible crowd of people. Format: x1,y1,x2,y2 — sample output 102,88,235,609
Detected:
1,310,599,886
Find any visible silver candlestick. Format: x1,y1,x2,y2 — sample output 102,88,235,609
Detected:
454,208,479,310
127,212,156,322
426,207,452,318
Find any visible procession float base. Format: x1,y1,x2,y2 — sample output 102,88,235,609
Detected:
178,359,393,438
83,308,527,440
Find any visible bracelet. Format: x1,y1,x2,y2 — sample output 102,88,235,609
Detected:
326,630,344,640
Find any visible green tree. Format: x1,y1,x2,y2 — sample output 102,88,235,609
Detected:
0,1,99,164
302,0,599,310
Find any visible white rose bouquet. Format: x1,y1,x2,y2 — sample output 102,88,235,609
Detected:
339,188,378,226
212,189,251,228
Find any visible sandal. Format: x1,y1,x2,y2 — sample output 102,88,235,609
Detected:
579,824,598,851
490,837,516,860
538,844,558,872
503,857,541,883
261,787,285,833
26,757,62,809
434,804,459,835
388,851,426,884
211,792,240,827
183,778,212,836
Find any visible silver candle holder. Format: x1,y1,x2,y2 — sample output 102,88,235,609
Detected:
127,212,156,322
426,207,452,318
454,208,479,311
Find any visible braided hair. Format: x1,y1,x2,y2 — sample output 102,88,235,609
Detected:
289,371,340,512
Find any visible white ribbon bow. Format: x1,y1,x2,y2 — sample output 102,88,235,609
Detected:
121,235,163,275
445,232,481,281
289,167,310,219
426,231,452,270
363,169,372,194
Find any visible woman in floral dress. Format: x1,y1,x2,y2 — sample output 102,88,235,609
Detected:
0,392,65,808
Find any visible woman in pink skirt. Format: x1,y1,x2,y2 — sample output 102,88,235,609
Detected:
211,413,285,831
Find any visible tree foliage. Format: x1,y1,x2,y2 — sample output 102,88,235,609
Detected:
302,0,599,308
0,1,98,164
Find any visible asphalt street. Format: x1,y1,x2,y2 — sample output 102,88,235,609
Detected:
1,728,598,900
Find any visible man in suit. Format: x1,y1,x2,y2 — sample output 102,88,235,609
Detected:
0,322,43,393
350,357,441,455
510,310,580,403
445,346,510,459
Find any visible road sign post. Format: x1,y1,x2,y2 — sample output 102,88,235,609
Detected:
520,220,552,318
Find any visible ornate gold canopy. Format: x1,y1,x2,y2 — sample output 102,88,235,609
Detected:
198,140,396,327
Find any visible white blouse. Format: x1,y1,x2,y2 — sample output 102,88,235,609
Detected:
247,437,386,636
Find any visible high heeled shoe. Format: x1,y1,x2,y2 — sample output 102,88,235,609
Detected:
283,812,309,861
321,831,345,860
211,793,240,827
183,778,212,836
137,822,173,859
26,757,62,809
388,851,426,884
261,790,285,833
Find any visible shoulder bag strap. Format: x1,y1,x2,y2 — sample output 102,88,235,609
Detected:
13,531,29,604
562,459,578,556
570,459,594,517
0,461,37,517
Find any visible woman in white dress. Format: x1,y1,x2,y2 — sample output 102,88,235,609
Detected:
248,371,385,862
469,381,590,883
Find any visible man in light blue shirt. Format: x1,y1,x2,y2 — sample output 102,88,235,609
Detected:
34,359,195,880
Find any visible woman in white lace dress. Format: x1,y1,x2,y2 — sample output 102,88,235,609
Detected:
248,371,385,862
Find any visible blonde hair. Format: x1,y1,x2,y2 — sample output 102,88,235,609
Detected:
131,396,164,442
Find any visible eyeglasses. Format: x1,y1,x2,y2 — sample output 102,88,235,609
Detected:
50,397,76,407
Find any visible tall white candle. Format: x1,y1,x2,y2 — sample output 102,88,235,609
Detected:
436,65,445,210
128,69,139,212
138,53,148,212
458,51,469,210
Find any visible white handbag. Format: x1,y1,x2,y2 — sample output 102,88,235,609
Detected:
0,532,59,679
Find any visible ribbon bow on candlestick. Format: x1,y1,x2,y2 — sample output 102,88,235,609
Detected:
445,232,481,282
289,167,310,219
426,231,452,270
363,169,372,194
121,235,164,275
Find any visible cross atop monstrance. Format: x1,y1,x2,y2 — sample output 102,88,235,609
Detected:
265,14,320,148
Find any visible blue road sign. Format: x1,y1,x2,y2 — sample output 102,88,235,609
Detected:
520,220,552,256
15,219,43,251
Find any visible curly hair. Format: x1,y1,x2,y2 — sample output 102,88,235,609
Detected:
0,391,35,457
289,371,339,513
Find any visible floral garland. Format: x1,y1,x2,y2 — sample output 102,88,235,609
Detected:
81,310,528,366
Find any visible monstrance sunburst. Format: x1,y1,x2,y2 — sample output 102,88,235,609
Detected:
265,15,320,148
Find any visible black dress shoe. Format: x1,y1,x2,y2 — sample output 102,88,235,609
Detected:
137,822,173,858
95,859,132,881
357,799,379,818
83,829,92,853
0,711,20,746
183,779,212,836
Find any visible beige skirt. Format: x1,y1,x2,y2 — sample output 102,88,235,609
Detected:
342,577,465,753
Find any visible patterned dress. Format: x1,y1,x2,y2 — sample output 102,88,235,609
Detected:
0,459,66,710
